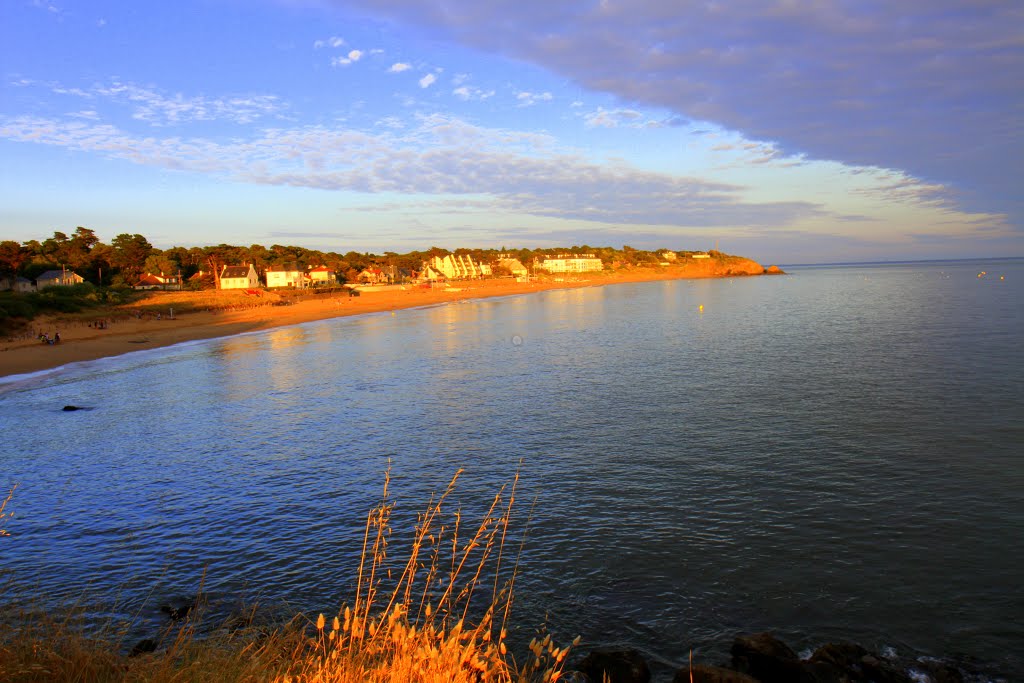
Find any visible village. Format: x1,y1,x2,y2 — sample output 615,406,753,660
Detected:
2,251,715,294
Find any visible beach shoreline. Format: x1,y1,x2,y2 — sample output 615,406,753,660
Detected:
0,266,770,379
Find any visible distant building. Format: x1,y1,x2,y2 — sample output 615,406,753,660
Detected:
0,276,36,293
219,264,260,290
135,272,181,290
35,270,85,288
358,268,386,284
690,252,711,259
534,254,604,274
494,257,528,277
16,276,35,292
421,254,491,280
307,265,337,286
661,251,678,262
266,263,308,289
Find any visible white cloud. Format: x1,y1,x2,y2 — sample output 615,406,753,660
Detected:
453,85,495,101
583,107,660,129
313,36,345,49
418,73,437,89
389,62,411,73
516,91,553,107
0,113,830,230
331,49,363,67
34,79,288,126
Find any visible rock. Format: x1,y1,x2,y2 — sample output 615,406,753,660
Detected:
672,662,760,682
911,659,964,683
809,642,871,669
730,632,807,682
765,265,785,274
797,642,911,683
129,638,157,656
858,654,912,683
160,602,192,621
578,648,651,683
62,405,82,411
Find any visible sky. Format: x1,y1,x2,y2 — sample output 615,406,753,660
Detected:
1,0,1021,264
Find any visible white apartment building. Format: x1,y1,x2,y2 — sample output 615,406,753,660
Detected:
534,253,604,273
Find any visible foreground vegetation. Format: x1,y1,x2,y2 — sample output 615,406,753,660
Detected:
0,472,577,682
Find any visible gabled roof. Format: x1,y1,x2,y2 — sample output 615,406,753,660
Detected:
308,265,333,273
36,269,82,280
221,265,253,279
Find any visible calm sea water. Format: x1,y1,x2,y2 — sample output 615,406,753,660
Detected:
2,259,1022,678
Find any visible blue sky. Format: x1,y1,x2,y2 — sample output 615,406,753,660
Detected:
1,0,1021,264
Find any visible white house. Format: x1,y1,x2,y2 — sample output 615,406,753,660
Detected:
421,254,491,280
219,264,260,290
35,270,85,288
135,272,181,290
533,254,604,274
0,276,36,293
307,266,336,286
494,257,528,277
266,263,307,288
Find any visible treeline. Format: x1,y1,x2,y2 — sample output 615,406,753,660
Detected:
1,228,697,287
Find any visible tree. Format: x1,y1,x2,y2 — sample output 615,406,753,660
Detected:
64,226,101,277
110,233,154,284
143,252,180,277
0,241,29,276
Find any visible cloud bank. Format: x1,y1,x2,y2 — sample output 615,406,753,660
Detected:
329,0,1024,224
0,113,823,229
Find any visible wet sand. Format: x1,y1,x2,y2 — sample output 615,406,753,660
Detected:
0,267,754,379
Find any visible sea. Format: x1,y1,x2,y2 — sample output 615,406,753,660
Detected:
1,258,1022,680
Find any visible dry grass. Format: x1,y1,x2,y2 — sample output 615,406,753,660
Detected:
0,469,578,682
0,484,14,537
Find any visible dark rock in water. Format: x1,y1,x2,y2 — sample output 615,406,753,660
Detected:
860,654,912,683
672,663,759,683
62,405,83,411
809,641,871,669
730,632,807,682
579,648,651,683
160,603,192,621
129,638,157,656
909,659,964,683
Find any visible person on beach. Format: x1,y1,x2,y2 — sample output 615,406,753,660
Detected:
53,332,60,344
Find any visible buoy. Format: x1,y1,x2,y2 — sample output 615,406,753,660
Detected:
391,311,395,316
699,304,704,312
1000,276,1005,280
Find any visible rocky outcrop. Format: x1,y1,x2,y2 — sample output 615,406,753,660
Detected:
730,633,809,681
672,254,771,278
570,632,976,683
765,265,785,274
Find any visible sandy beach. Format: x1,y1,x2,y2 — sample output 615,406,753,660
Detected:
0,265,767,379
